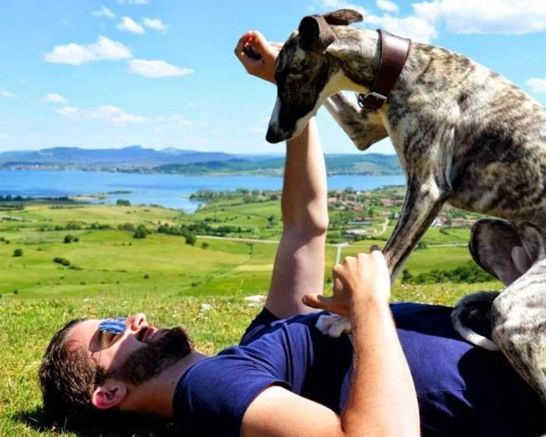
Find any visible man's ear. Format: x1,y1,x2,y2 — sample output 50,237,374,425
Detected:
322,9,363,26
91,380,128,410
298,15,335,51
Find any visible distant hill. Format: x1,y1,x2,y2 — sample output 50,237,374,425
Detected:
0,146,234,169
0,146,402,175
153,153,402,176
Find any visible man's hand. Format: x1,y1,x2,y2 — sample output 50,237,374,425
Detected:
234,30,282,84
303,246,391,316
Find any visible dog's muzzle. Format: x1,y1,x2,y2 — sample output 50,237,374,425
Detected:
266,126,287,144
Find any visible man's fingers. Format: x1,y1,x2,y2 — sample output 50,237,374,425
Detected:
250,30,274,56
333,275,343,294
234,32,251,59
303,294,338,311
303,294,350,316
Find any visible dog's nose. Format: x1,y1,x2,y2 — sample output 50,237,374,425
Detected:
266,126,284,144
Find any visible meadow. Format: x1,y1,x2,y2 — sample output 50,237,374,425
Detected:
0,199,502,437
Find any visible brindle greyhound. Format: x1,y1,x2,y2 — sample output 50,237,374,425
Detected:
266,8,546,407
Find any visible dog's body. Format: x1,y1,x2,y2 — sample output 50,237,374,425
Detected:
267,10,546,406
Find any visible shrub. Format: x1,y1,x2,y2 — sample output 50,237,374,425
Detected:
133,225,149,239
53,257,71,267
13,248,23,257
116,199,131,206
185,233,196,246
118,223,135,232
401,262,493,284
401,269,413,283
63,234,75,244
201,242,209,250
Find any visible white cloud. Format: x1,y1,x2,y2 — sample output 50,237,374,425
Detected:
527,78,546,93
179,136,208,146
142,17,168,32
0,118,21,126
117,16,145,34
413,0,546,34
0,132,10,139
314,0,436,42
92,105,148,124
118,0,151,4
172,116,194,127
247,127,264,133
57,105,148,125
92,6,116,19
364,13,437,43
316,0,367,15
154,115,194,128
377,0,399,13
1,90,17,98
41,93,67,104
129,59,193,78
44,36,132,65
56,106,82,118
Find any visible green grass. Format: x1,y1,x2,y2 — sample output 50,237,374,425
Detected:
0,201,500,437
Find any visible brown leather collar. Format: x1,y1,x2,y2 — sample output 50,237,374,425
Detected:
357,29,411,111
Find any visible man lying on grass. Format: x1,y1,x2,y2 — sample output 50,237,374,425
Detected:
39,32,546,437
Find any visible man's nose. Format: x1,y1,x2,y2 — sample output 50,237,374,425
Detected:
126,313,148,332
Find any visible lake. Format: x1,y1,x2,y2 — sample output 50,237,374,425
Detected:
0,170,406,212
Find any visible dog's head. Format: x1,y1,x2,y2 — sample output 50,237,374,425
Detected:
266,9,363,144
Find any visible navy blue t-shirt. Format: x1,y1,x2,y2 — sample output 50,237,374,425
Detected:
173,303,546,437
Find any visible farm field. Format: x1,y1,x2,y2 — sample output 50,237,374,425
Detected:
0,200,502,437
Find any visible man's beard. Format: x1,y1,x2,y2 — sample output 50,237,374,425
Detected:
108,327,192,386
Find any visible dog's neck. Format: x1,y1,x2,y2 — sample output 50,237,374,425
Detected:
328,27,421,97
328,27,382,92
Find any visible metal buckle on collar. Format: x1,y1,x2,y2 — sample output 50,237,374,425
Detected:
357,92,388,110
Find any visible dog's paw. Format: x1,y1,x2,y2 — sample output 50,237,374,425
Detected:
316,314,352,338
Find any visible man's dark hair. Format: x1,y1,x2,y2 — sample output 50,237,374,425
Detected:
39,318,108,426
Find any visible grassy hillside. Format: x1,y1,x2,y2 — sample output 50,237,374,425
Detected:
0,200,502,437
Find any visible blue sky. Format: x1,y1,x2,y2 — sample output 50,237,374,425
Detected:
1,0,546,155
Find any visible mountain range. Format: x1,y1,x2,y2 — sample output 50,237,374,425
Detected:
0,146,233,168
0,146,402,176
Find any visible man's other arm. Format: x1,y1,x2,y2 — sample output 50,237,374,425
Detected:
242,252,420,437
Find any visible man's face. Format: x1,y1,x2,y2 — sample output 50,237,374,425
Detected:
68,313,191,386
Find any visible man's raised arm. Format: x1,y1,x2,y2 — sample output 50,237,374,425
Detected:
265,118,328,318
235,31,328,319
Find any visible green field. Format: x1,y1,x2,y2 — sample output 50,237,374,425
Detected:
0,201,502,437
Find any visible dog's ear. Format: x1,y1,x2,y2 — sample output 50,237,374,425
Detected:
469,218,525,286
299,15,336,51
322,9,363,26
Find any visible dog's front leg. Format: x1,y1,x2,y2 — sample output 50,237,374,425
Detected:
383,177,447,279
324,93,388,151
492,259,546,407
316,176,446,338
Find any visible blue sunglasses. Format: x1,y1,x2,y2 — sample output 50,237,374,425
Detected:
98,317,127,335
